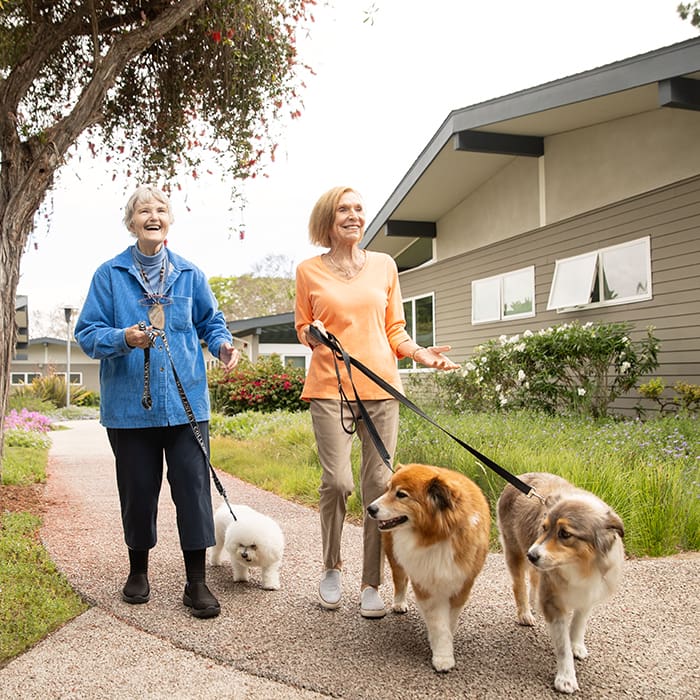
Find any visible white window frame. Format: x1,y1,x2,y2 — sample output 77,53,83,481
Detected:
400,292,435,369
56,372,83,385
471,266,535,325
547,236,652,312
10,372,41,386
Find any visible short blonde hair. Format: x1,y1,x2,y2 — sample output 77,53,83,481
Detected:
308,186,360,248
123,185,174,235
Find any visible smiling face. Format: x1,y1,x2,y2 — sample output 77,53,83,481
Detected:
329,190,365,248
128,196,171,255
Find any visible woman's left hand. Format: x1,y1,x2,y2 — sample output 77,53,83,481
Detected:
414,345,460,371
218,342,241,370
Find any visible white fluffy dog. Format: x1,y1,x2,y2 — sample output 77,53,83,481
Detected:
209,503,285,590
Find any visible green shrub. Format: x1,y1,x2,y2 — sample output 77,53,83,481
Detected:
638,378,700,417
434,321,659,418
8,391,57,415
10,374,97,408
2,444,48,486
208,354,308,414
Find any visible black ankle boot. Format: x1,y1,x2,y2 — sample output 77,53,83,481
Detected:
182,548,220,618
122,573,150,604
183,581,220,618
122,549,150,604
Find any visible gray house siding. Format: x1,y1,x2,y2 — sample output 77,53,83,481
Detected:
398,176,700,413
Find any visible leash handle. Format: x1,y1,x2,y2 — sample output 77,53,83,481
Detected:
311,325,394,472
308,325,539,499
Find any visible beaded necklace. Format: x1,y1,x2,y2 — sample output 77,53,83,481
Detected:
132,246,171,329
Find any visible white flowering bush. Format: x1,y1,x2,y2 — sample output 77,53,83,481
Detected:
435,321,659,417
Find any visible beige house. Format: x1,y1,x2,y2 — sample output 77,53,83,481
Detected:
362,38,700,413
10,336,100,394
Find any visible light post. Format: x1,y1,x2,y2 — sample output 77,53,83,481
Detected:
64,307,74,408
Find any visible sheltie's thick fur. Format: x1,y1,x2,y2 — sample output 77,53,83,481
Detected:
497,472,624,694
367,463,490,671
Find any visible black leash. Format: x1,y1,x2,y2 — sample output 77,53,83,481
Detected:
138,321,237,521
309,325,544,503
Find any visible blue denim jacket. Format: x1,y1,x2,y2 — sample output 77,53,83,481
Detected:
75,246,231,429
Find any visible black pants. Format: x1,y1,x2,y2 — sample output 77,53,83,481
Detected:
107,423,215,551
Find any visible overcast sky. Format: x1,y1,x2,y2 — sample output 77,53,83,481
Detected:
17,0,696,323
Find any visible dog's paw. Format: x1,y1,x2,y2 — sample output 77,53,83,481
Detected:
209,552,223,567
571,642,588,660
431,653,455,673
517,610,535,626
554,671,579,694
392,600,409,614
261,580,281,591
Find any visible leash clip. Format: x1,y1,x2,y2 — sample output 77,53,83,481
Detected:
138,320,160,347
526,487,546,504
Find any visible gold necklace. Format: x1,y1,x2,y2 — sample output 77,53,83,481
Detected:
325,250,366,279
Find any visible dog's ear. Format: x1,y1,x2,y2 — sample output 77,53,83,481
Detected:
594,510,624,553
427,477,453,512
605,510,625,540
544,492,562,509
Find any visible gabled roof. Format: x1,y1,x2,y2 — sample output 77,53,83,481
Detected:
362,37,700,262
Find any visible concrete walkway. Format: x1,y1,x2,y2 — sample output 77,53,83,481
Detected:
1,419,698,699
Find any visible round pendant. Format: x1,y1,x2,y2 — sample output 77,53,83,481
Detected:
148,303,165,329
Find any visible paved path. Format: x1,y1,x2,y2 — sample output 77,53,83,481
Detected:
1,420,698,699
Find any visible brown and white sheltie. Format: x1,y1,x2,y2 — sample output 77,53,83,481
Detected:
367,463,490,672
497,472,625,694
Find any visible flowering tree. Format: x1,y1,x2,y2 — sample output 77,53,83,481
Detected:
678,2,700,28
0,0,315,475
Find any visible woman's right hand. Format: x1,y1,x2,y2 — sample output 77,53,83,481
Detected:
125,324,153,349
305,320,327,348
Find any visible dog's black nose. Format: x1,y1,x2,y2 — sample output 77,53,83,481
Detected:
527,550,539,564
367,504,378,518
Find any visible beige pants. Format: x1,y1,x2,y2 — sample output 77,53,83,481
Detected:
310,399,399,588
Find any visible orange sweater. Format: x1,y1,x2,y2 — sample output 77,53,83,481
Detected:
295,251,412,400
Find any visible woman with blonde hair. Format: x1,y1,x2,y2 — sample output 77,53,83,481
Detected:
295,185,458,617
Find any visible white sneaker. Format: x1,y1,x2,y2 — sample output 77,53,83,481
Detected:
360,586,386,619
318,569,342,609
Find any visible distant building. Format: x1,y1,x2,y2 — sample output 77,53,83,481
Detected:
227,312,311,371
9,336,100,394
13,295,29,360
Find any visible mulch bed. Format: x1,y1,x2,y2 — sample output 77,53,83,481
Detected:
0,483,45,518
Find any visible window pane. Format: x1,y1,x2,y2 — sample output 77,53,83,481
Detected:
599,239,650,301
472,277,500,323
11,373,25,385
415,296,434,348
547,252,597,309
503,267,534,317
285,356,306,370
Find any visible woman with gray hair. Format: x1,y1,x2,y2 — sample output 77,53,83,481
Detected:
75,184,240,618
